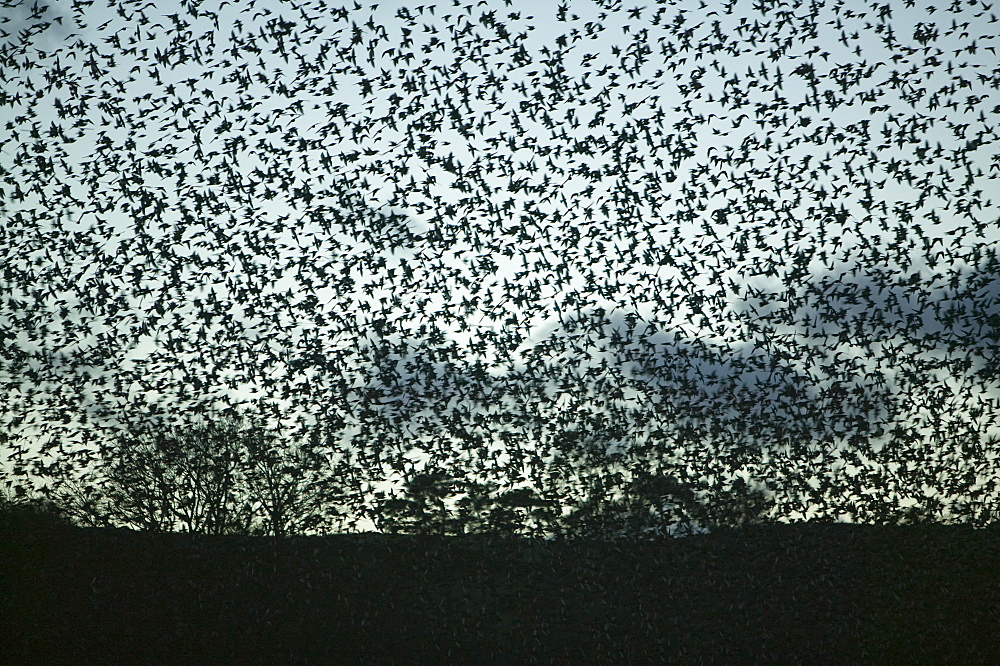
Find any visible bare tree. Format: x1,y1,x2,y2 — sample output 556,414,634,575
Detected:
55,415,353,536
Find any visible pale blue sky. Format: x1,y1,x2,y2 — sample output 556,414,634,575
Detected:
2,0,999,532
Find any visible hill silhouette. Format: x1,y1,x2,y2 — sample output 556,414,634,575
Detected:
3,505,999,664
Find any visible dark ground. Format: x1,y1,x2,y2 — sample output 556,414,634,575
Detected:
2,508,999,664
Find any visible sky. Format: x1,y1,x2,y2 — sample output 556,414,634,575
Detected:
2,0,1000,534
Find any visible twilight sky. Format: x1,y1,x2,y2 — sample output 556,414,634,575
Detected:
2,0,999,533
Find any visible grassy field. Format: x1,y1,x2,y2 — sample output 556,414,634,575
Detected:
2,506,999,664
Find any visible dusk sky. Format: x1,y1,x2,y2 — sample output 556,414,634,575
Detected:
2,0,999,534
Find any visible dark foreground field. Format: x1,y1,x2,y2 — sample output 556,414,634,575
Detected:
2,510,998,664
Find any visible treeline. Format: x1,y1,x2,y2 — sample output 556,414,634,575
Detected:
1,412,786,540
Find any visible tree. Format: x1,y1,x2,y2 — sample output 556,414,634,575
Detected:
52,414,354,536
0,482,76,532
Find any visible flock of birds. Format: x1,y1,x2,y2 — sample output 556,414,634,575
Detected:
1,0,999,536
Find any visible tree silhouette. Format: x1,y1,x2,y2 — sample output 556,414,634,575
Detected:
46,414,357,536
